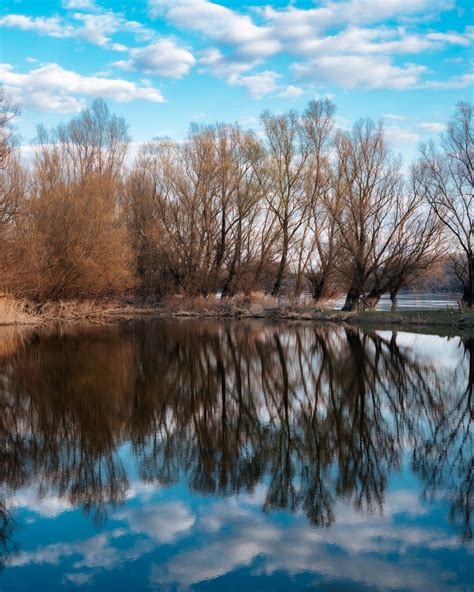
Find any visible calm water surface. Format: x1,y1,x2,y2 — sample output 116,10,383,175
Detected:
0,321,472,591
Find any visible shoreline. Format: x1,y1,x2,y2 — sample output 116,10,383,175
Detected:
1,298,473,331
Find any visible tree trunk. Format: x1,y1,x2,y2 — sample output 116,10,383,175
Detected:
213,208,227,292
222,221,242,298
272,227,288,297
365,288,383,310
390,288,399,313
342,285,361,311
311,277,325,302
463,253,474,308
342,264,365,311
293,270,304,297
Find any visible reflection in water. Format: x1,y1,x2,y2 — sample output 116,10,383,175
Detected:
0,321,472,589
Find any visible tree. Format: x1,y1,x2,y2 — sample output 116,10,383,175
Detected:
36,98,130,183
21,101,132,299
258,110,312,296
0,88,29,294
301,99,339,301
415,102,473,307
330,119,408,311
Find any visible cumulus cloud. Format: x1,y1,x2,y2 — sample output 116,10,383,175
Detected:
149,0,280,60
198,47,279,98
199,47,255,78
292,55,426,89
228,71,280,99
114,39,195,78
279,85,304,98
0,62,165,112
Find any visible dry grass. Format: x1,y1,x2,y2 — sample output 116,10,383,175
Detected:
162,292,281,317
0,296,158,326
0,296,41,326
35,299,157,323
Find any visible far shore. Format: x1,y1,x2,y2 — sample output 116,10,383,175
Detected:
1,296,473,332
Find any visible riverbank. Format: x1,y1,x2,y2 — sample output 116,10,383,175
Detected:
1,294,473,330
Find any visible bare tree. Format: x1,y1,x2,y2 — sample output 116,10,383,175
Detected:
36,99,130,184
0,89,29,294
301,99,339,301
415,102,473,307
366,194,444,310
0,89,22,229
329,120,409,311
258,110,312,296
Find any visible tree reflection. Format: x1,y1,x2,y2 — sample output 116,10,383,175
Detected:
0,321,472,564
412,335,473,541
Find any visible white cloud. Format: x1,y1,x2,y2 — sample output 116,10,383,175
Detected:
284,25,472,60
262,0,455,34
279,85,304,98
72,12,118,46
228,71,280,99
62,0,96,9
149,0,280,60
199,47,255,77
111,43,128,52
423,72,474,89
0,9,154,50
71,11,154,47
385,125,420,144
198,47,279,97
292,55,426,89
418,122,446,132
0,14,74,37
114,39,195,78
0,62,166,113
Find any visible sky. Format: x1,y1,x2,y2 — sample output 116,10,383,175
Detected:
0,0,472,163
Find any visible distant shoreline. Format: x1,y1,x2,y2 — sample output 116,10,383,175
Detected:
1,297,473,331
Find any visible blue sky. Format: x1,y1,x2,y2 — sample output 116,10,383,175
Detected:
0,0,472,162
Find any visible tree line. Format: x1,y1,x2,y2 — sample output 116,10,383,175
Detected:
0,90,472,310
